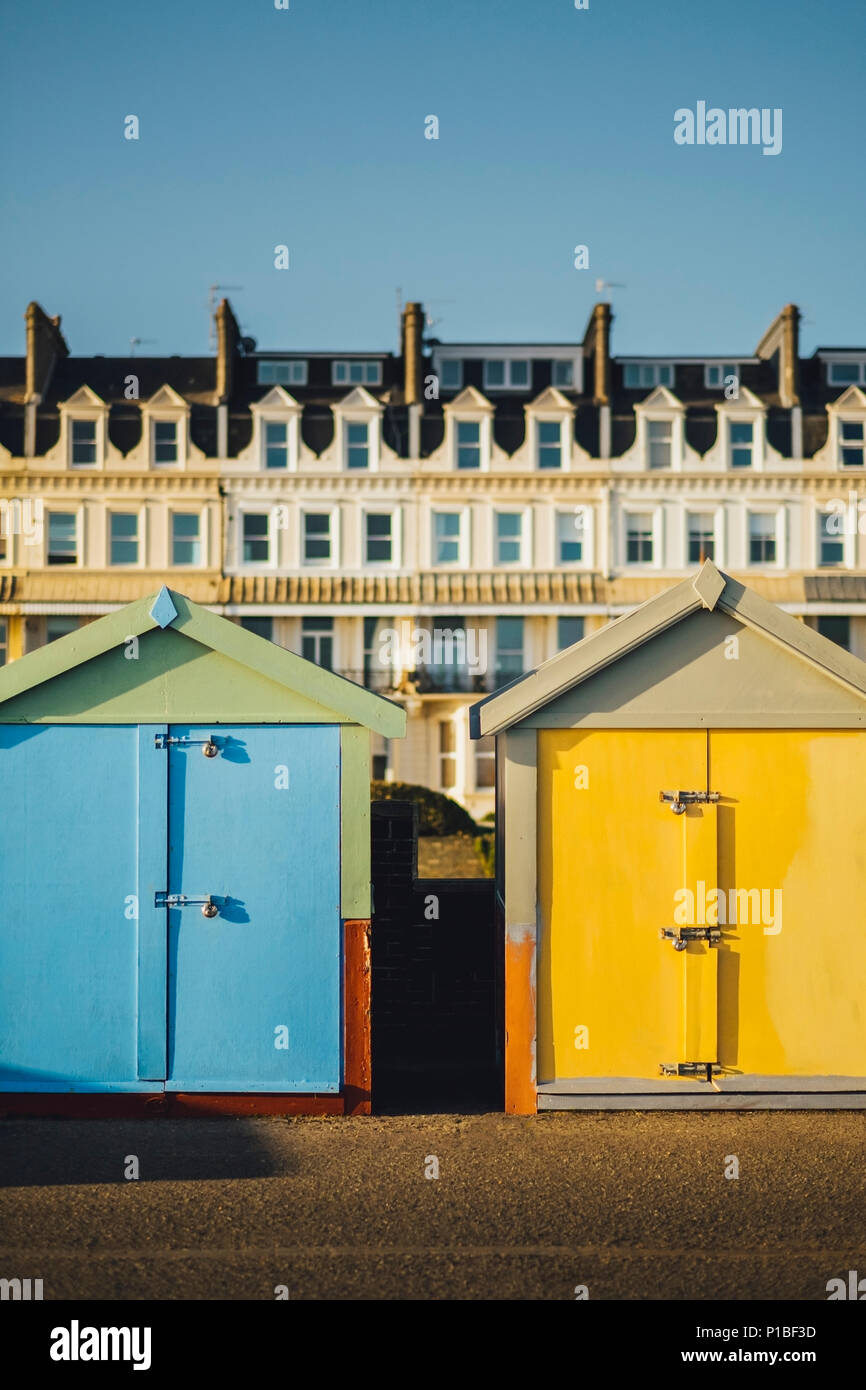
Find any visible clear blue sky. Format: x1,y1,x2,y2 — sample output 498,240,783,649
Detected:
2,0,863,357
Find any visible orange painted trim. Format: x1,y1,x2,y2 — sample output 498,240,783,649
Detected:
505,929,537,1115
343,918,372,1116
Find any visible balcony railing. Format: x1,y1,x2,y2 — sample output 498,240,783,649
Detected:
333,667,523,696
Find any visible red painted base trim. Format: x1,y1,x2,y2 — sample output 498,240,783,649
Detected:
0,1092,346,1118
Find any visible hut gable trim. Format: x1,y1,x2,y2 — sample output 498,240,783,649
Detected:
0,587,406,736
470,560,866,736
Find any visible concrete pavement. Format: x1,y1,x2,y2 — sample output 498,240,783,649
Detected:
1,1111,864,1300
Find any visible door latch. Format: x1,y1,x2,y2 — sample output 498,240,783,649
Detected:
154,734,220,758
155,892,221,918
659,926,722,951
659,789,720,815
659,1063,720,1081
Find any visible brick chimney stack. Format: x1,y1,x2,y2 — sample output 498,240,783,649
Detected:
215,298,241,403
25,301,68,402
755,303,801,408
584,301,612,405
401,301,424,405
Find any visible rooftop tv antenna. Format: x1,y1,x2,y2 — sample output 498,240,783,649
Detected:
208,284,244,351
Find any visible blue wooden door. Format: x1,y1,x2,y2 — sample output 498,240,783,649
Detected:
165,725,341,1092
0,726,164,1091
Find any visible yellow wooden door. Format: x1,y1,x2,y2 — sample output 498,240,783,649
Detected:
538,730,719,1083
711,730,866,1079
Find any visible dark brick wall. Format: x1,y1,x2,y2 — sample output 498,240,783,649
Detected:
371,801,499,1108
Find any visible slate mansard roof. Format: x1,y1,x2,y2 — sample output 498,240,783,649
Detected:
0,303,863,464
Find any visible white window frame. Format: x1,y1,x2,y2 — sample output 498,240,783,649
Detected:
257,359,308,386
623,362,674,389
555,506,593,568
431,507,469,567
107,508,145,568
448,413,491,472
704,362,739,389
68,416,102,468
835,416,866,469
238,506,278,570
473,733,496,792
483,358,532,391
300,615,336,670
532,414,571,471
746,506,786,569
718,408,765,471
633,393,685,472
827,360,866,387
622,506,662,569
261,418,291,471
815,504,854,569
684,507,722,567
362,506,401,568
439,359,463,392
45,507,82,568
332,360,382,387
170,509,206,568
300,506,340,569
438,717,459,792
336,407,382,472
150,416,185,468
493,507,530,568
249,389,302,473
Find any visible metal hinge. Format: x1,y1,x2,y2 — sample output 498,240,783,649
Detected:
659,925,722,951
659,789,720,815
659,1063,721,1081
154,734,220,757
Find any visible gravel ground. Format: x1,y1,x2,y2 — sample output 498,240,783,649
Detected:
1,1111,864,1300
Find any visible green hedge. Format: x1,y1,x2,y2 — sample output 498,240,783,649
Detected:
371,780,478,837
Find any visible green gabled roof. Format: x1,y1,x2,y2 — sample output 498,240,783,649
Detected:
470,560,866,737
0,587,406,737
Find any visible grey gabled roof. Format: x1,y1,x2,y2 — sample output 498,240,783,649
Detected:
469,560,866,737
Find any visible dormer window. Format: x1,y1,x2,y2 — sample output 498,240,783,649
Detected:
705,363,738,389
624,363,673,389
647,419,672,469
827,360,866,387
153,421,178,465
440,360,463,391
335,387,383,471
58,387,109,469
633,388,684,471
333,360,381,386
552,360,574,388
457,421,480,469
839,421,865,467
537,421,562,469
264,422,288,469
70,419,98,466
730,421,754,468
483,359,530,391
347,422,369,469
257,359,307,386
249,387,301,472
142,385,190,469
